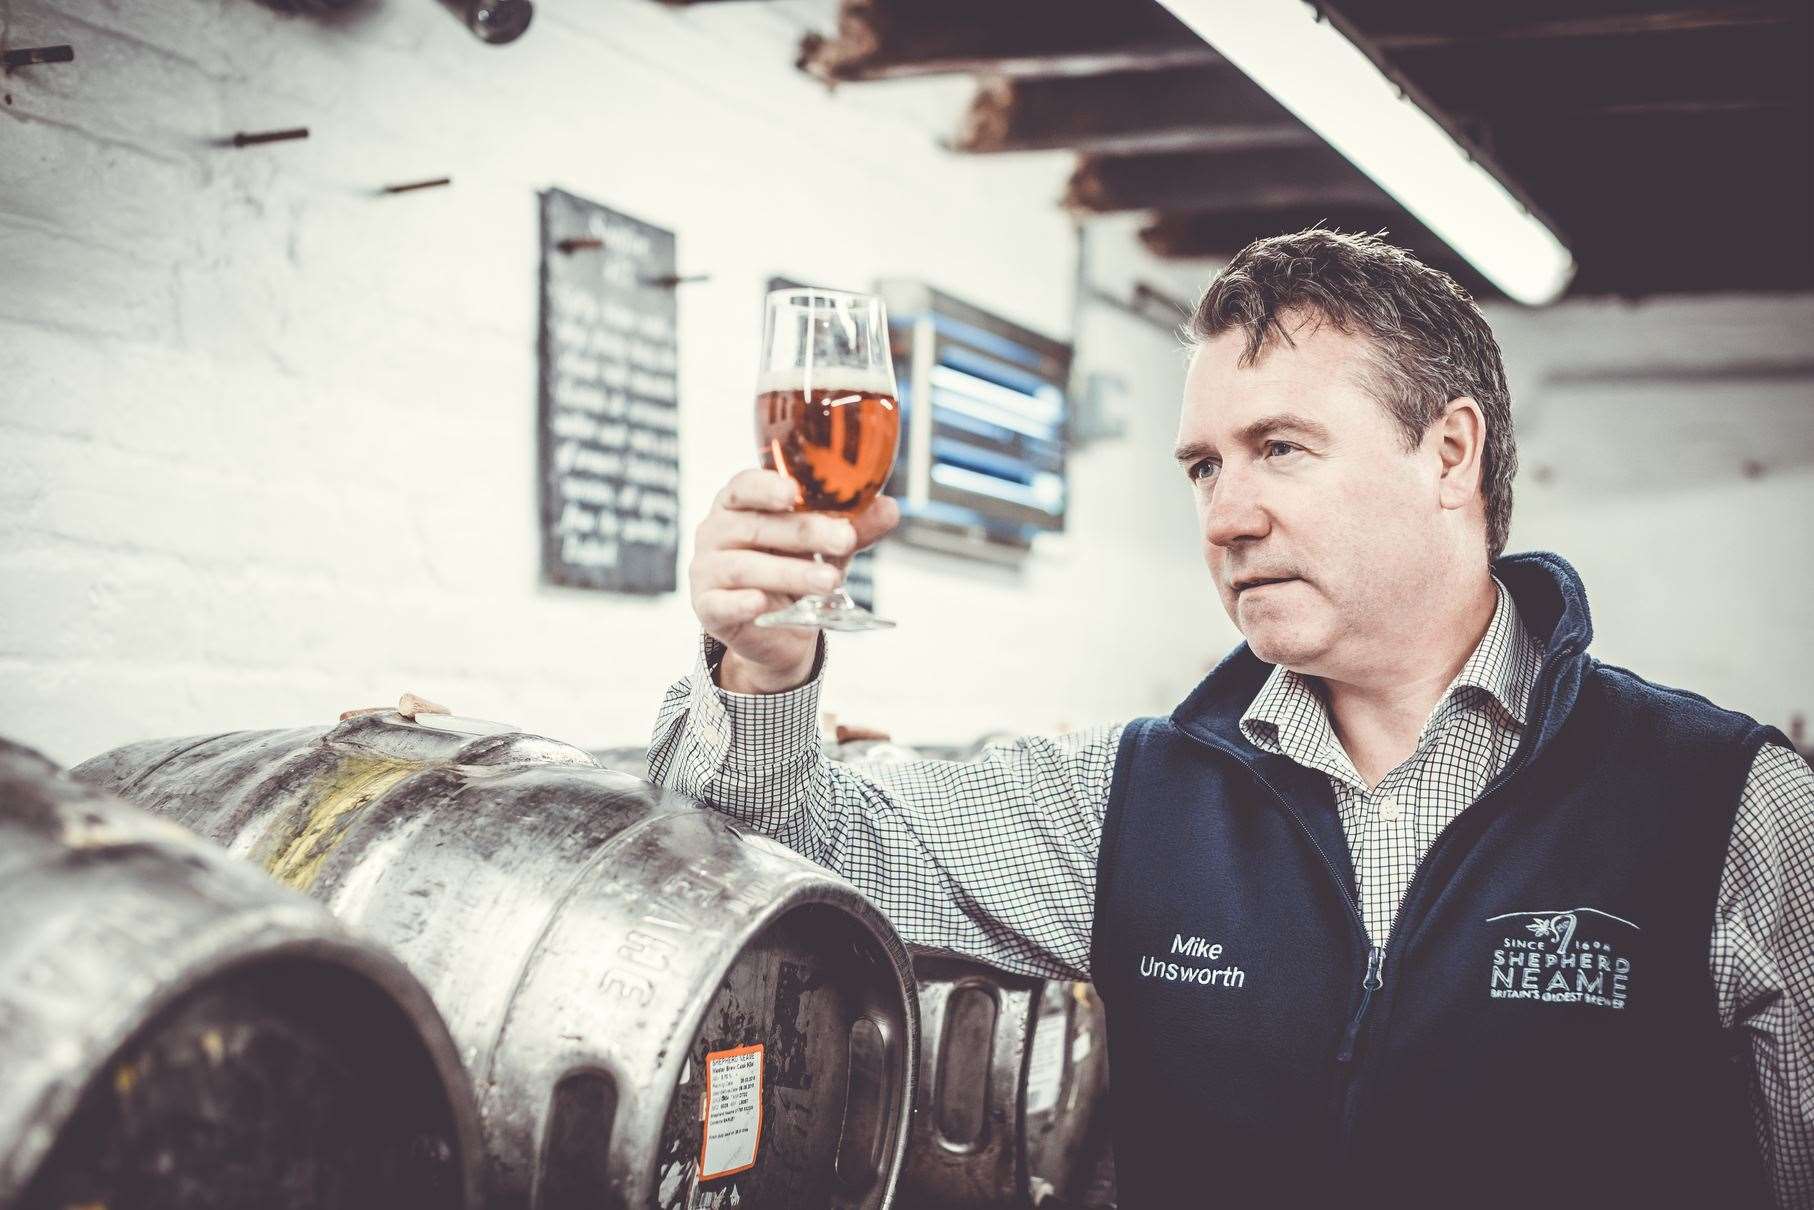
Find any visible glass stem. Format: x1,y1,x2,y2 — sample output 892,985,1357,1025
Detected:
810,550,845,603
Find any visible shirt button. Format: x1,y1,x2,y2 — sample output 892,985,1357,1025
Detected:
1378,794,1403,822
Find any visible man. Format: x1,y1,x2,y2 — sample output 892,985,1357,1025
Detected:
651,230,1812,1208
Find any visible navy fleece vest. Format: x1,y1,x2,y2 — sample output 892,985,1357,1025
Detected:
1092,553,1786,1209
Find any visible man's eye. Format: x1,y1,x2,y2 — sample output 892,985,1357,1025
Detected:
1266,440,1299,457
1189,460,1219,483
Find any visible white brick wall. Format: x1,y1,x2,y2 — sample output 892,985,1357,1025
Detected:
3,0,1809,767
1491,294,1814,735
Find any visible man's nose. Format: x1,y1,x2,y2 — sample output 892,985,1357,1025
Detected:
1202,461,1270,548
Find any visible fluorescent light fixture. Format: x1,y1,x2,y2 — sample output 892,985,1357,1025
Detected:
1154,0,1576,305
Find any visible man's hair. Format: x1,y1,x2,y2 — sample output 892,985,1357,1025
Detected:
1186,227,1516,561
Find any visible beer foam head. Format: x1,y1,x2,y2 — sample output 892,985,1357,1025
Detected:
756,367,897,398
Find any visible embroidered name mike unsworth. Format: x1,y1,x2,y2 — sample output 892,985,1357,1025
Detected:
1139,934,1247,987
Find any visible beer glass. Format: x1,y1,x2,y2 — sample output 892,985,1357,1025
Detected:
753,288,901,631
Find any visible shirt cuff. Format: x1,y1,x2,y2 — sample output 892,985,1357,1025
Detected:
700,632,827,766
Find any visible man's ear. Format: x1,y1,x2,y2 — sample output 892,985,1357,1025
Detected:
1435,397,1487,511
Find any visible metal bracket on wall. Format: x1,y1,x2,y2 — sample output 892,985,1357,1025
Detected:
227,127,310,148
380,177,453,195
272,0,365,13
1070,370,1131,446
1079,281,1189,336
553,241,709,287
3,45,74,71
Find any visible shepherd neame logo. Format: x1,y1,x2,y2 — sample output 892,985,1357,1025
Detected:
1138,934,1246,989
1487,907,1638,1010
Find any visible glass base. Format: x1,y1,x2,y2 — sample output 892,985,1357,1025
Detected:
754,592,896,632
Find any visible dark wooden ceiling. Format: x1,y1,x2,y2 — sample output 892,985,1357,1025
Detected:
791,0,1813,301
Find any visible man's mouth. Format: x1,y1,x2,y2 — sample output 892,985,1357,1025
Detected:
1234,577,1296,594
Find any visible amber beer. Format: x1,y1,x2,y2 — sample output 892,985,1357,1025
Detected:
756,374,901,513
752,289,899,630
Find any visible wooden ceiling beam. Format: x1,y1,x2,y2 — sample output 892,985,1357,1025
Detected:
951,67,1316,156
1475,105,1805,183
1138,206,1492,295
1367,4,1793,49
798,0,1217,83
1065,147,1388,215
1139,203,1812,297
1386,21,1803,119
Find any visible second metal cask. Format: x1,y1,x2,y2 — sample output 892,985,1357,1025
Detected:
900,950,1110,1210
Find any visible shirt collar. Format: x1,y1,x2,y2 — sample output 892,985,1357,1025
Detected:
1238,574,1542,766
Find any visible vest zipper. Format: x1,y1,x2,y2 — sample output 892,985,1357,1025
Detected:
1222,761,1380,1045
1233,763,1372,939
1175,641,1569,1158
1335,946,1385,1063
1215,759,1390,1150
1334,759,1532,1137
1330,647,1568,1142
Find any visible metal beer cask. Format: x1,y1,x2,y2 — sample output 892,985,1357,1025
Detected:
0,737,482,1210
899,950,1111,1210
75,708,918,1210
590,745,654,780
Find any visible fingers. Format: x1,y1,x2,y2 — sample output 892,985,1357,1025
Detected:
713,469,801,514
697,472,899,583
826,495,902,570
695,587,776,630
692,549,843,600
698,509,857,559
849,494,902,549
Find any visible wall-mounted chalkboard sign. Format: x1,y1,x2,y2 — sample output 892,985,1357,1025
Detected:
538,188,680,592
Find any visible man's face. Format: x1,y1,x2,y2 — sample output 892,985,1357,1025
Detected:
1176,311,1454,680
